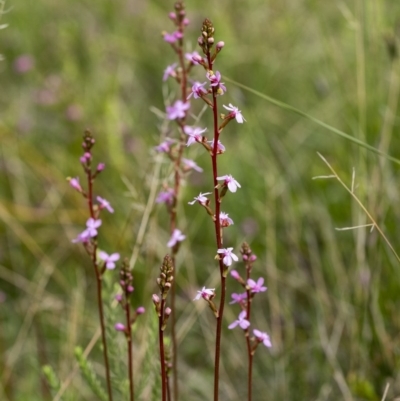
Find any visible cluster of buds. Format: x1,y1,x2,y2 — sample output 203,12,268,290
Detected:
240,242,257,274
153,255,174,331
114,259,145,334
79,130,105,177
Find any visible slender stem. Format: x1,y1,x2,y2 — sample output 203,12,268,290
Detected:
125,301,134,401
87,168,113,401
159,300,168,401
245,283,253,401
205,51,226,401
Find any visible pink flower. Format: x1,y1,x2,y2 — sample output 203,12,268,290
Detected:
13,54,34,74
167,229,186,248
156,188,175,205
182,158,203,172
247,277,267,293
188,192,212,206
185,51,201,64
155,138,174,153
229,292,247,305
163,31,183,43
184,126,207,146
223,103,246,123
217,175,241,193
217,247,238,266
97,196,114,213
206,70,226,94
99,251,120,270
208,139,225,154
187,81,208,99
194,286,215,301
166,100,190,120
253,329,272,348
97,163,105,172
115,323,126,332
220,212,234,227
163,63,178,81
69,177,82,192
136,306,145,315
230,270,241,280
228,310,250,330
72,218,102,243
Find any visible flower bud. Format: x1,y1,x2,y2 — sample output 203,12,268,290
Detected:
216,41,225,50
136,306,145,315
114,323,126,332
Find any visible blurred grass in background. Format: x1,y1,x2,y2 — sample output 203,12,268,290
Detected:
1,0,400,399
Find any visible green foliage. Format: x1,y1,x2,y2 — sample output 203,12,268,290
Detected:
42,365,61,397
74,347,107,401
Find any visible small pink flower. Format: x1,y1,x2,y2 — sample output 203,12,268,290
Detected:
182,158,203,173
115,294,123,302
166,100,190,120
167,229,186,248
85,218,102,237
155,138,174,153
194,286,215,301
97,196,114,213
217,175,241,193
228,310,250,330
136,306,145,315
115,323,126,332
188,192,212,206
247,277,267,293
230,270,241,280
253,329,272,348
217,247,238,267
223,103,246,123
163,63,178,81
229,292,247,305
185,51,201,64
220,212,233,227
206,70,226,94
187,81,208,100
163,31,183,43
184,126,207,146
69,177,82,192
97,163,105,172
13,54,34,74
99,251,120,270
71,230,91,244
156,189,175,205
208,139,225,154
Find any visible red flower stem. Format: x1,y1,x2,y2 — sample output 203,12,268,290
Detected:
206,52,226,401
246,264,253,401
87,168,114,401
158,300,168,401
124,301,134,401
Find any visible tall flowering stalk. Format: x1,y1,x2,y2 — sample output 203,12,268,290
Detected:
156,2,201,399
188,19,245,401
114,260,145,401
229,243,271,401
68,130,119,401
152,255,175,401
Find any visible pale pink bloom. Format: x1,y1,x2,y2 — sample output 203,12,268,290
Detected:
230,270,241,280
194,286,215,301
71,230,91,244
184,126,207,146
223,103,246,123
217,175,241,193
69,177,82,192
208,139,225,153
156,189,175,205
167,229,186,248
188,192,212,206
247,277,267,293
85,218,102,237
115,323,126,332
253,329,272,348
220,212,234,227
206,70,226,94
187,81,207,99
217,247,238,266
14,54,34,74
155,138,174,153
99,251,120,270
166,100,190,120
163,31,183,43
228,310,250,330
229,292,247,305
185,51,201,64
182,158,203,172
97,196,114,213
163,63,178,81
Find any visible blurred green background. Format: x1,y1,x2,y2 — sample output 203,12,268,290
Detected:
1,0,400,400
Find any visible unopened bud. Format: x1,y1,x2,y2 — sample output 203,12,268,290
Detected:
136,306,145,315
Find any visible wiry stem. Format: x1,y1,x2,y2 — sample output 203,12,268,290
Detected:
159,299,168,401
124,302,134,401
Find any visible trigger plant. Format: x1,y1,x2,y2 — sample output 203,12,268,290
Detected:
68,129,118,401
